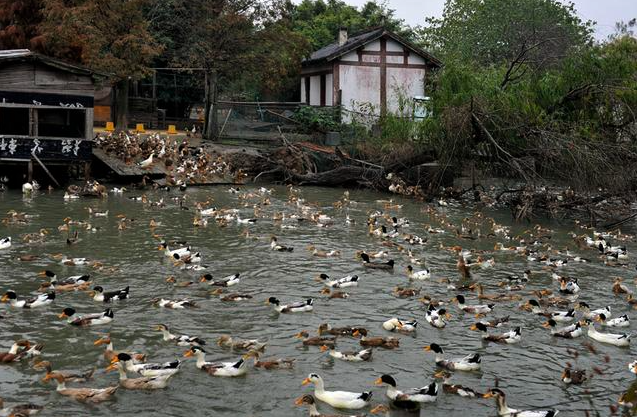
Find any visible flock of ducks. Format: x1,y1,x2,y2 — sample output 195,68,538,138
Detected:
0,183,635,417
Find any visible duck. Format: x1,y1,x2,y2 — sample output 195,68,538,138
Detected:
374,374,438,404
558,277,580,295
382,318,417,333
483,388,559,417
295,331,336,347
470,323,522,344
106,353,174,390
0,340,31,362
211,290,253,301
319,288,350,299
317,274,359,288
152,298,197,309
0,396,43,416
526,300,575,322
158,241,191,258
575,302,612,320
59,308,113,326
628,360,637,374
200,273,240,287
307,245,341,257
355,333,399,349
613,278,632,295
138,152,154,169
165,276,195,287
270,236,293,252
267,297,313,313
423,343,481,371
319,345,372,362
183,346,248,377
405,265,430,280
243,350,295,370
598,313,629,327
33,361,94,383
42,373,117,403
583,318,630,346
217,335,266,352
360,253,394,270
0,236,11,250
108,352,179,379
90,286,129,302
425,306,451,329
301,373,372,410
433,371,482,397
154,324,206,346
542,320,583,338
93,335,146,363
393,286,420,298
453,294,495,316
295,394,365,417
1,291,55,308
38,270,91,290
469,284,521,301
318,323,367,337
561,367,587,385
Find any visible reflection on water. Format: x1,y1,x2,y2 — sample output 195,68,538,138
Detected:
0,186,634,416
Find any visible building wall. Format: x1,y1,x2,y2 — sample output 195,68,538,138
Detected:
302,35,435,123
309,75,321,106
387,67,425,115
0,62,95,95
340,64,381,121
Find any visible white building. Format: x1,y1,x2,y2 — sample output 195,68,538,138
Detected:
300,27,441,122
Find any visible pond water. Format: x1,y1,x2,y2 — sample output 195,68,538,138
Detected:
0,185,633,416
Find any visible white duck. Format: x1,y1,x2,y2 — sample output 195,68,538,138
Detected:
0,237,11,249
375,374,438,403
301,373,372,410
584,319,630,347
183,346,248,377
423,343,481,371
138,153,154,169
484,388,559,417
406,265,430,280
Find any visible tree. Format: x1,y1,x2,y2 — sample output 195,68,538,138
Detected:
36,0,162,129
291,0,413,51
419,0,594,71
168,0,309,139
0,0,43,50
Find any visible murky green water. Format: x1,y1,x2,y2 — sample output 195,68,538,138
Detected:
0,185,633,416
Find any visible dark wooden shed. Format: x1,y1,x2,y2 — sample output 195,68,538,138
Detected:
0,49,106,182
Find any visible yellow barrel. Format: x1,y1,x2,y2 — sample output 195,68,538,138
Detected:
105,121,115,131
167,125,177,134
136,124,145,133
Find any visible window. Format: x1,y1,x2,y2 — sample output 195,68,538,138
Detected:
0,107,29,135
38,108,85,138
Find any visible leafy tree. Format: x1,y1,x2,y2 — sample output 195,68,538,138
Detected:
37,0,162,128
0,0,43,50
291,0,413,51
169,0,309,138
419,0,594,71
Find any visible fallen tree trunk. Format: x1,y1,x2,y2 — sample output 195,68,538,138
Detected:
288,165,387,188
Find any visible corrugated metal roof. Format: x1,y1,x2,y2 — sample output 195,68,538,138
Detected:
303,27,442,68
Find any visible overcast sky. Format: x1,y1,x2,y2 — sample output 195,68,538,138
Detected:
322,0,637,40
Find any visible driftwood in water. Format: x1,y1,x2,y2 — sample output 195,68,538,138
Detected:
288,165,388,188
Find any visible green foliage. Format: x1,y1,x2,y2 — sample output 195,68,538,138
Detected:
291,0,414,51
419,0,594,67
292,105,341,132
